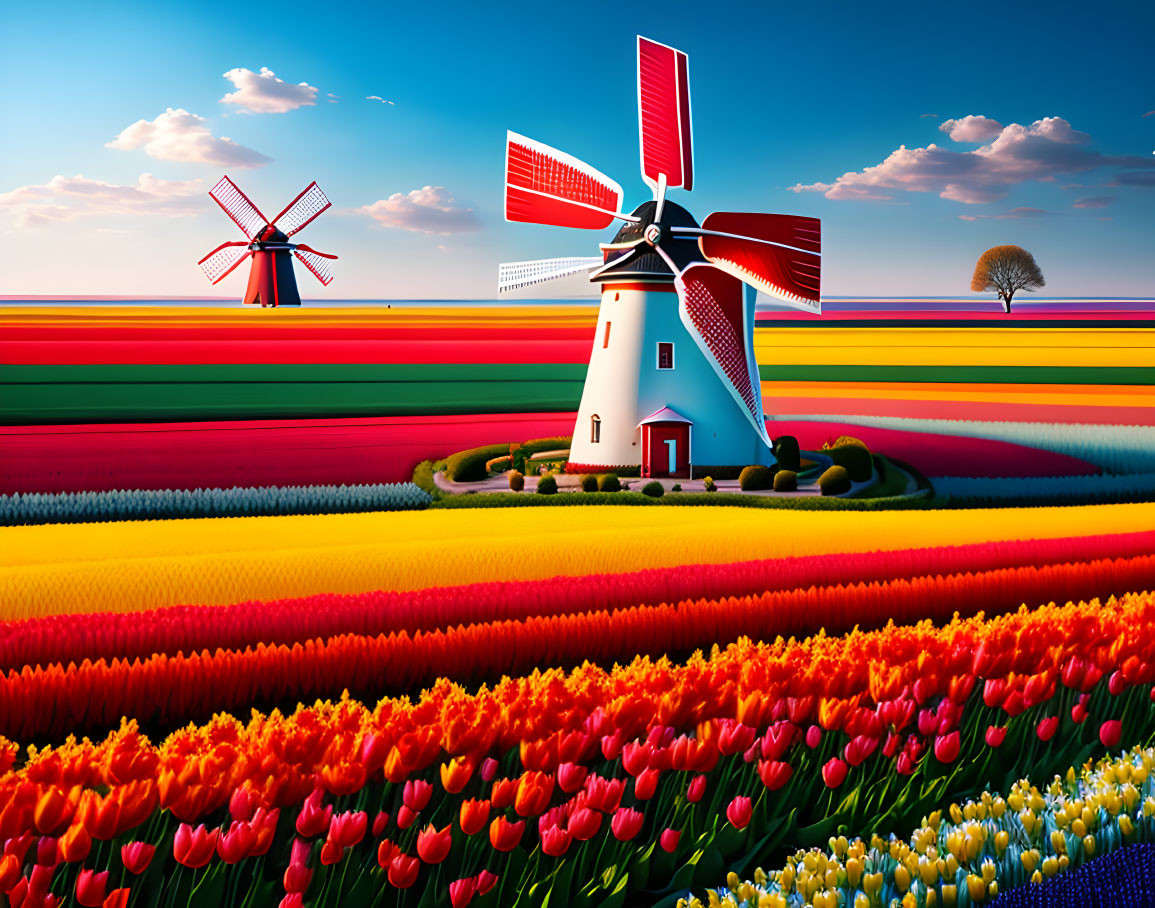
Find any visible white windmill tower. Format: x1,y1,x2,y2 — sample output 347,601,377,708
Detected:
499,36,821,479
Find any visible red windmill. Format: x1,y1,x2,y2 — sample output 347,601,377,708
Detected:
197,176,338,307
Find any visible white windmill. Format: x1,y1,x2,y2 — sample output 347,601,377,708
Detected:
499,36,821,479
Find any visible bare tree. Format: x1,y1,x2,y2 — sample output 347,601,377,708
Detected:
970,245,1045,313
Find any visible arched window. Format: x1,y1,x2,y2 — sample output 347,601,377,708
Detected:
590,414,601,443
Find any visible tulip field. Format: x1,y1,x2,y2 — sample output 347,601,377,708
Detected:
1,301,1154,907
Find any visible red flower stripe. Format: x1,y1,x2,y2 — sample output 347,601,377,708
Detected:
2,554,1152,741
2,531,1151,672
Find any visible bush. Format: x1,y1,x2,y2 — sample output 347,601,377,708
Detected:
486,455,512,473
773,470,798,492
508,471,524,492
671,483,681,492
511,437,572,472
738,465,773,491
580,474,598,493
641,481,665,498
773,436,801,472
703,476,717,492
825,444,873,482
446,443,511,483
818,465,851,496
536,475,558,495
597,474,621,493
833,435,869,450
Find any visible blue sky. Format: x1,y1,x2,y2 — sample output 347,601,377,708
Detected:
1,0,1152,299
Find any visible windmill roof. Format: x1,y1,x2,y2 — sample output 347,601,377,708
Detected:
593,200,705,283
637,406,693,426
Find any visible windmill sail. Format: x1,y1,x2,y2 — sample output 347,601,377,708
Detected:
209,176,269,240
197,242,253,284
696,212,821,313
505,132,625,230
637,36,693,192
271,181,332,237
498,257,604,294
675,263,769,445
293,248,336,285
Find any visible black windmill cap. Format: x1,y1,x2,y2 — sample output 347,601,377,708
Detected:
593,199,705,283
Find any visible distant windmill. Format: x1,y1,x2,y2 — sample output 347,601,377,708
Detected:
500,36,822,479
198,176,337,307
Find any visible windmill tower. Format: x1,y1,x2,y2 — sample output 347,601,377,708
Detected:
198,176,337,307
499,37,821,479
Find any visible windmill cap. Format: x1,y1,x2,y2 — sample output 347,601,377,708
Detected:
594,199,705,283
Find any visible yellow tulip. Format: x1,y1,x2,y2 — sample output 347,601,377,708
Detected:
894,865,911,893
1083,834,1096,857
967,874,987,902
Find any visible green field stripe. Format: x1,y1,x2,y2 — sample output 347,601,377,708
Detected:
758,365,1155,384
0,381,586,425
0,363,589,385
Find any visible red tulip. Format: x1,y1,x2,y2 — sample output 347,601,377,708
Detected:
1072,701,1089,724
416,824,452,864
541,825,571,857
514,772,553,818
372,811,390,837
388,854,419,889
475,870,498,896
822,757,848,789
120,842,154,875
844,735,878,767
441,757,474,794
279,896,304,908
985,726,1008,748
757,760,793,791
217,820,257,864
319,841,344,866
0,854,20,893
34,787,78,836
686,774,707,803
488,816,524,852
103,888,131,908
718,721,756,757
568,807,602,841
59,823,93,863
1100,719,1122,749
328,811,367,849
228,785,261,822
601,731,625,761
480,758,499,782
1037,716,1059,741
805,725,822,749
557,762,588,794
284,839,313,894
726,796,752,830
75,869,109,908
7,877,27,908
396,805,418,830
621,741,653,776
934,731,960,764
611,807,644,841
459,799,490,836
37,835,59,867
490,778,517,810
633,768,660,801
376,839,399,869
1108,670,1126,696
450,877,477,908
659,827,681,853
173,823,217,869
295,790,332,838
403,780,432,811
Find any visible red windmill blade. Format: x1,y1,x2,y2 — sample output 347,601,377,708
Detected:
198,176,337,306
637,36,693,195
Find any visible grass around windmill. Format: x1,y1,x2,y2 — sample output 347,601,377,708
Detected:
413,435,940,510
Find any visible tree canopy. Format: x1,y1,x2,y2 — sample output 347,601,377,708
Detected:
970,245,1045,312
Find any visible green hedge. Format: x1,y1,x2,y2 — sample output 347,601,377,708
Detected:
511,437,572,472
445,443,512,482
824,443,874,482
432,491,940,510
0,483,432,526
818,465,852,495
772,470,798,492
738,465,773,491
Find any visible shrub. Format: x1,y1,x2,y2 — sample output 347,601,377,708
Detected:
703,476,717,492
486,455,512,473
597,474,621,493
512,437,572,472
825,444,873,482
537,475,558,495
773,470,798,492
671,484,681,493
833,435,869,450
580,474,598,493
818,465,851,496
641,481,665,498
446,443,511,483
773,436,801,472
508,471,525,492
738,465,773,491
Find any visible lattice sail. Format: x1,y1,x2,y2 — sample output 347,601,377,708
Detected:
497,257,604,294
209,176,269,240
293,249,335,286
675,263,768,444
505,132,624,230
698,212,821,313
637,36,693,192
197,242,252,284
271,181,332,237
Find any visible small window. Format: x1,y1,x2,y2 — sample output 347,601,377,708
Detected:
603,321,611,349
591,414,601,443
613,292,620,301
657,342,674,370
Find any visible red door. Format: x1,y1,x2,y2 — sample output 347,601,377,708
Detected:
642,423,691,478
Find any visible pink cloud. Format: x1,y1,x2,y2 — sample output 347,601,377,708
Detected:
1072,196,1115,208
0,173,204,228
355,186,480,234
790,116,1153,204
958,207,1049,221
940,115,1003,142
220,67,318,114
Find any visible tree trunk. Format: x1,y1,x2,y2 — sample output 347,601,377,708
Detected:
1003,290,1013,313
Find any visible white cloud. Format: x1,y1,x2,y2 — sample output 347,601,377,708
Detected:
0,173,204,228
355,186,480,234
790,117,1154,204
107,108,272,168
366,95,395,105
958,207,1049,221
919,113,939,119
1073,196,1115,208
220,67,318,114
328,93,340,104
940,115,1004,142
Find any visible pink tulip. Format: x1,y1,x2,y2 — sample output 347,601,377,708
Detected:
725,796,752,830
822,757,848,789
